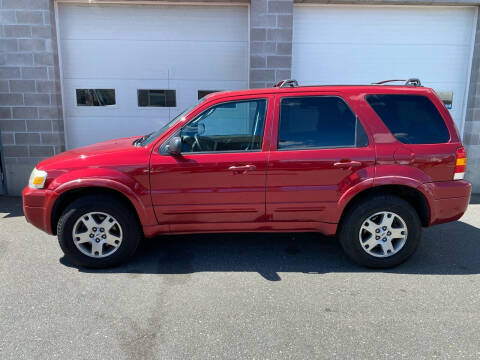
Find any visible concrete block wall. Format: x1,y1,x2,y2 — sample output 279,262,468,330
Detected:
465,12,480,193
0,0,64,195
250,0,294,88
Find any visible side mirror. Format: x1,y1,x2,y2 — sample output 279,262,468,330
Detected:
165,136,182,155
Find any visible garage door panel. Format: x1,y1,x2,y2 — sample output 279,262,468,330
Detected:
293,43,472,84
292,5,476,130
59,5,248,42
67,116,166,146
61,40,248,81
294,6,474,46
59,4,249,149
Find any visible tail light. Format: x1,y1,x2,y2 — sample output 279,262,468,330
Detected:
454,147,467,180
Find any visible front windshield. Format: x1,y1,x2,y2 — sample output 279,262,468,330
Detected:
140,99,204,146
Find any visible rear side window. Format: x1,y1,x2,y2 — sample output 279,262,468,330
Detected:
278,96,368,150
366,94,450,144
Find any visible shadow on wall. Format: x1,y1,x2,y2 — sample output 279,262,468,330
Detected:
61,218,480,280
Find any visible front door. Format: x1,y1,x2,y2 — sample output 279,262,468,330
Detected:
266,93,376,225
149,96,272,229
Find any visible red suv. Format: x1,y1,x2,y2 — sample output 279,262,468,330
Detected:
22,80,471,269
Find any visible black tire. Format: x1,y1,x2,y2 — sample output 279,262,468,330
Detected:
338,194,421,268
57,195,141,268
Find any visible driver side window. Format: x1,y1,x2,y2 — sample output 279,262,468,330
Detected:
180,99,267,153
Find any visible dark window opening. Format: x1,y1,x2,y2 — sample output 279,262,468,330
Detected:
180,99,267,153
366,94,450,144
198,90,221,100
138,89,176,107
76,89,115,106
278,96,368,150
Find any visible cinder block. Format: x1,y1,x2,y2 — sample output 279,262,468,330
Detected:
41,132,64,145
0,10,16,24
36,80,57,92
34,53,54,66
32,25,51,38
251,41,276,55
26,119,51,131
0,67,21,79
1,132,15,145
251,28,267,41
16,10,44,25
12,106,36,119
21,66,48,79
251,14,276,27
268,1,293,15
0,93,23,106
251,55,267,68
0,120,26,131
276,42,292,55
275,69,291,81
9,80,35,92
24,93,49,106
18,39,45,51
15,132,41,145
3,0,50,10
0,39,18,52
51,120,64,132
0,80,9,92
4,25,32,38
5,53,34,66
267,55,292,68
276,14,293,28
251,0,268,14
267,28,292,42
29,145,54,157
0,107,12,119
3,145,29,157
251,81,267,89
250,69,275,82
38,106,59,119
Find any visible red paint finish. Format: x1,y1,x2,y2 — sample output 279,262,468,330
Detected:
22,85,471,239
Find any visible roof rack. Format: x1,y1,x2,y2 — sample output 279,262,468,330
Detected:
273,79,298,88
372,78,422,87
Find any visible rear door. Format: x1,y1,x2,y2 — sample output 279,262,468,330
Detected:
266,92,376,224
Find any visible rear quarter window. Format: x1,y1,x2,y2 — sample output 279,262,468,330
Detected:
366,94,450,144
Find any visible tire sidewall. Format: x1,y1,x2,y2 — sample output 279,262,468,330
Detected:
58,197,140,268
340,196,421,268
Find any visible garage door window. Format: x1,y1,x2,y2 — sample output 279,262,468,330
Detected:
278,96,368,150
138,90,176,107
76,89,115,106
198,90,221,100
180,99,267,153
366,94,450,144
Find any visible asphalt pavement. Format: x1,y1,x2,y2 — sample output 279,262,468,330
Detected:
1,195,480,359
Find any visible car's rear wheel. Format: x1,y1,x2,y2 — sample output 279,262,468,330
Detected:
339,195,421,268
57,195,141,268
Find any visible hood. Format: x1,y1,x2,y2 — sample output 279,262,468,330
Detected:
36,136,143,170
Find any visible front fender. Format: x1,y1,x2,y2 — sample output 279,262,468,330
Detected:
49,168,156,227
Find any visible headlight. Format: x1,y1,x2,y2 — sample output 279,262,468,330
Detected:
28,168,47,189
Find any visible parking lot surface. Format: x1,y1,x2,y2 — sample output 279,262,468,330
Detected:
1,195,480,359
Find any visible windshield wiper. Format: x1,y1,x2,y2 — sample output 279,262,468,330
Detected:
133,133,152,147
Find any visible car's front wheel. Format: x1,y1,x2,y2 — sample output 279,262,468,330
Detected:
339,195,422,268
57,195,141,268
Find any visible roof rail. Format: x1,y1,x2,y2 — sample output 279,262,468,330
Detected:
372,78,422,87
273,79,298,88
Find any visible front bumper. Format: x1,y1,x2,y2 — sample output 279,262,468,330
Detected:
419,180,472,226
22,187,58,235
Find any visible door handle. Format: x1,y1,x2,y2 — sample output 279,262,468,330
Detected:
228,165,256,174
333,160,362,169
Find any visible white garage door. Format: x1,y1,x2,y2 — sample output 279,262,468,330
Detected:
58,4,249,149
292,5,477,134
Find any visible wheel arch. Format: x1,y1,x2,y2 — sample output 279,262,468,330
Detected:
51,186,143,236
338,184,431,230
